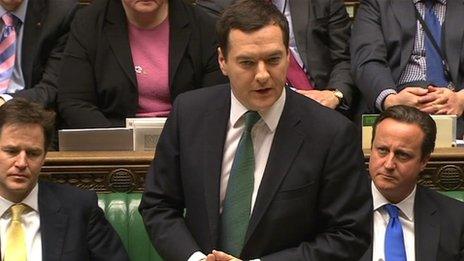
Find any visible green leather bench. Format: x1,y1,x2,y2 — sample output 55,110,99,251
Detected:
98,193,162,261
96,191,464,261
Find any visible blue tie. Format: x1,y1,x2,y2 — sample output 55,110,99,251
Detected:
384,204,407,261
424,0,448,86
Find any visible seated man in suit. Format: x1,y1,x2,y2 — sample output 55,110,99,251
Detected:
139,1,371,260
196,0,355,117
0,0,77,108
351,0,464,136
362,105,464,261
0,98,129,260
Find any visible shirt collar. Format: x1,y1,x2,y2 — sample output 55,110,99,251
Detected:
0,0,28,24
0,183,39,217
372,181,416,221
413,0,446,6
230,88,286,133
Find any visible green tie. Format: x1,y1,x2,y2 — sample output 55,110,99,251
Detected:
219,111,261,257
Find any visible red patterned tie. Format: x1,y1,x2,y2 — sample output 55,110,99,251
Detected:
0,13,16,93
287,50,313,90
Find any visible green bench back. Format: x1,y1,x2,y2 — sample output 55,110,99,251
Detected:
98,193,162,261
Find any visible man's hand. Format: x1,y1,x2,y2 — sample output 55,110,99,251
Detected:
383,87,430,110
210,250,242,261
0,97,5,107
420,86,464,116
296,90,340,109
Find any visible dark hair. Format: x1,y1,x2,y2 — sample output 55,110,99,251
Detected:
216,0,289,57
372,105,436,159
0,99,55,150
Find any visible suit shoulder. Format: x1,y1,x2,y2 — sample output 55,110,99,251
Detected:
72,0,110,24
39,181,97,207
420,186,464,213
175,84,229,108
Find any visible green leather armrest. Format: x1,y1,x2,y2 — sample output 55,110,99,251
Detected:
438,190,464,202
98,193,163,261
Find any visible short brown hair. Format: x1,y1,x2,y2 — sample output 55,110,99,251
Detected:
0,99,55,150
372,105,436,159
216,0,289,58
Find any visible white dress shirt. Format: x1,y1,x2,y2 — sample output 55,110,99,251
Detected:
0,184,42,261
372,182,416,261
189,89,286,261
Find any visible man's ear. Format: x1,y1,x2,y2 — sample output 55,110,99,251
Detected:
420,155,430,172
218,47,228,76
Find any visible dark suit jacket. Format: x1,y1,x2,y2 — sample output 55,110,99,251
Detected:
351,0,464,112
196,0,356,116
37,181,129,261
11,0,78,108
139,85,372,260
360,185,464,261
57,0,227,128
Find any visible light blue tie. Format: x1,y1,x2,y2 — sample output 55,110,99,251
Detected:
219,111,261,257
384,204,407,261
424,0,448,86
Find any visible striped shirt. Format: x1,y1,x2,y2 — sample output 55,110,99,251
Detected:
376,0,447,110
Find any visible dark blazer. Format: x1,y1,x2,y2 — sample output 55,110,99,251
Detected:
57,0,227,128
38,181,129,261
196,0,356,115
360,185,464,261
11,0,78,108
139,85,372,260
351,0,464,112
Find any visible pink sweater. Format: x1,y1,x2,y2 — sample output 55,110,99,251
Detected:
128,18,171,117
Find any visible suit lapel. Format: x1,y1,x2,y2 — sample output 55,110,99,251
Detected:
169,0,190,88
104,0,137,88
244,89,304,245
22,0,46,88
38,182,68,261
443,0,464,88
391,0,417,75
289,0,309,65
202,87,230,247
414,186,440,261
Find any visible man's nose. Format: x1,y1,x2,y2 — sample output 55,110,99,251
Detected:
383,153,396,170
14,151,28,169
255,61,270,83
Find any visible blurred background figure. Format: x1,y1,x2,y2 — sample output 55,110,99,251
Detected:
0,0,78,109
58,0,227,128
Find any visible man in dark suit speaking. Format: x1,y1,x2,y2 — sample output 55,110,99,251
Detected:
197,0,355,117
0,99,129,261
361,105,464,261
139,1,371,260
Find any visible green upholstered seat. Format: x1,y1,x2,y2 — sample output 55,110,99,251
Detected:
98,193,162,261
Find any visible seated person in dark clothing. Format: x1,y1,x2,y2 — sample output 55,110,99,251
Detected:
57,0,227,128
0,0,78,109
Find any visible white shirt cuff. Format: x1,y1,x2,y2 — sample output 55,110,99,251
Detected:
0,94,13,102
375,89,397,111
188,251,207,261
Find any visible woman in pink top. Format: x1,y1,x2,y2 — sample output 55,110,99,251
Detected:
57,0,227,128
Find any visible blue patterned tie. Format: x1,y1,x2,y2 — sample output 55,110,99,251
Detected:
424,0,448,86
384,204,407,261
219,111,261,257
